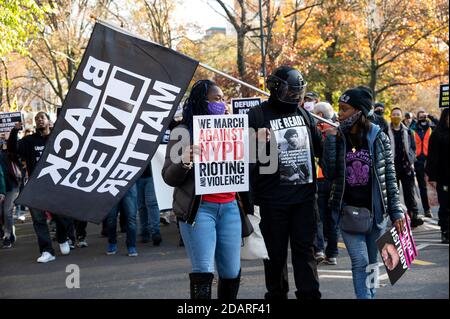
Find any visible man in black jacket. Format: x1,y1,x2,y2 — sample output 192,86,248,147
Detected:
8,112,73,262
369,102,389,134
247,66,323,299
388,108,424,228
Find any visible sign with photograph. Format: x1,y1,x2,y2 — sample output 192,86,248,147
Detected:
376,215,418,285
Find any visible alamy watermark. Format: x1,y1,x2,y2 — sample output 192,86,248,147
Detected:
66,264,80,289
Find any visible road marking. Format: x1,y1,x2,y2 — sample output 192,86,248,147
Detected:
338,242,346,249
419,224,441,231
318,270,352,274
412,259,435,266
414,239,442,242
379,273,389,281
422,218,439,225
319,275,353,279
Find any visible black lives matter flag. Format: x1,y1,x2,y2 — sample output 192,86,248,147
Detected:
16,22,198,223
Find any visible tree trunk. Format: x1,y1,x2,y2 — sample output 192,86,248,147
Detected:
1,59,11,110
369,55,377,99
237,31,246,79
324,37,337,104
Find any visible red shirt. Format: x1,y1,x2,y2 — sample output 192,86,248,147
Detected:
203,192,236,204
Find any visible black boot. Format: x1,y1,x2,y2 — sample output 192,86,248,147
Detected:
218,270,241,300
409,211,424,228
189,273,213,299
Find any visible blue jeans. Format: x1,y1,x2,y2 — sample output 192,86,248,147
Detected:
341,224,385,299
108,184,137,248
315,180,339,257
179,200,241,279
136,176,160,237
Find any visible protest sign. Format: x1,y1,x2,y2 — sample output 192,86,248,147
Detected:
0,112,23,132
193,114,249,195
439,84,449,109
376,215,418,285
231,97,261,115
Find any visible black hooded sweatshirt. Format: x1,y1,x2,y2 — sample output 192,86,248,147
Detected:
247,97,323,206
8,128,49,176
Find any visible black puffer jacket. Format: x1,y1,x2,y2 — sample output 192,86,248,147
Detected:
322,123,404,227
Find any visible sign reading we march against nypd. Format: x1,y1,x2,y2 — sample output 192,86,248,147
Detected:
16,22,198,223
193,114,249,195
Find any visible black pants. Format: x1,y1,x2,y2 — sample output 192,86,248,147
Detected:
30,209,72,255
437,183,449,233
315,180,339,258
68,219,88,240
397,172,420,217
414,160,430,212
259,200,321,299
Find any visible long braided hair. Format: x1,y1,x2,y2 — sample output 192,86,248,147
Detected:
181,79,217,132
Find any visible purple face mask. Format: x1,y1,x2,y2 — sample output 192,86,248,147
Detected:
207,102,227,115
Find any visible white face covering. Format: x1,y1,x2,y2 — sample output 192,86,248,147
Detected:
303,101,315,112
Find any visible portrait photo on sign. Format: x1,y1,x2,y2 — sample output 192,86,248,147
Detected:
274,126,312,185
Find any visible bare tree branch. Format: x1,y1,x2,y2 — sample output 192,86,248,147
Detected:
376,74,444,94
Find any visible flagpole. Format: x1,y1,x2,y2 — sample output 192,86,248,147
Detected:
199,62,268,96
90,15,338,128
199,63,338,127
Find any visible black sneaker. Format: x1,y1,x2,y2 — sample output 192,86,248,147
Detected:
152,233,162,246
10,232,16,244
442,232,449,244
141,233,150,243
424,210,433,218
315,251,325,264
2,238,12,249
411,217,424,228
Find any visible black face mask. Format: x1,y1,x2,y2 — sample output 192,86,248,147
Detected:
269,95,299,114
374,110,384,116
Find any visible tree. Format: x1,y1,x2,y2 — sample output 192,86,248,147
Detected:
23,0,119,110
360,0,449,98
0,0,47,56
214,0,259,81
132,0,177,48
0,0,47,110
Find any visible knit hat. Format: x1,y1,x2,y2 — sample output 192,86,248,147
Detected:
374,102,385,109
305,92,319,100
339,87,373,116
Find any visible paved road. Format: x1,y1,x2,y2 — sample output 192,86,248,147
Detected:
0,209,447,299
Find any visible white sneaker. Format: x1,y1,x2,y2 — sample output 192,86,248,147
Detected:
59,241,70,255
37,252,56,263
18,215,26,222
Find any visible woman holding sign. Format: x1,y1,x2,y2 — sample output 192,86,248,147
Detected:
322,86,405,299
162,80,251,299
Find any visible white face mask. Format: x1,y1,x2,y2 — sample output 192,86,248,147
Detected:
303,101,315,112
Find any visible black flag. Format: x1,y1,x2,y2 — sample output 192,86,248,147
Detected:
16,22,198,223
